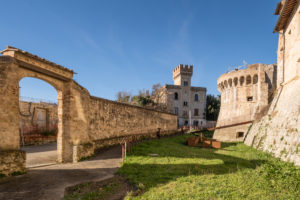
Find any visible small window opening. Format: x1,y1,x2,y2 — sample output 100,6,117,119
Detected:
183,101,188,106
194,94,198,101
237,132,244,138
193,120,199,126
174,92,178,100
247,96,253,101
194,109,199,116
183,81,188,86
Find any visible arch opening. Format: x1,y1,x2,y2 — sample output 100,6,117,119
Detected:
233,77,238,86
228,79,232,87
19,77,61,168
224,80,228,88
246,75,252,85
239,76,245,86
253,74,258,84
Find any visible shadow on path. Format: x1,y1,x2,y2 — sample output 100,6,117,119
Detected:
0,145,122,200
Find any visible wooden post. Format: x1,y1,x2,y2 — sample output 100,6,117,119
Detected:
124,141,127,161
122,143,124,164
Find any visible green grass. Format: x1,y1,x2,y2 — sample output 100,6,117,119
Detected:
118,134,300,200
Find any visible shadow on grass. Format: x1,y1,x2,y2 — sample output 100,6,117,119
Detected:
119,159,265,191
118,135,267,195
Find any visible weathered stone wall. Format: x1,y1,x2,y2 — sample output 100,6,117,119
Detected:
70,84,178,161
0,150,26,176
214,64,276,142
245,1,300,165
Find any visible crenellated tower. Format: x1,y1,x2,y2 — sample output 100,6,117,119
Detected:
173,64,193,86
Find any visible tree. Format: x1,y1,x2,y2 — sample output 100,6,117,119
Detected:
115,83,168,112
151,83,161,96
116,91,132,103
206,94,220,121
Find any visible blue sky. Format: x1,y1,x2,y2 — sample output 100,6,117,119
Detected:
1,0,279,102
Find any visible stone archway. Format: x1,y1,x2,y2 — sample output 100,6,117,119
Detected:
0,46,74,171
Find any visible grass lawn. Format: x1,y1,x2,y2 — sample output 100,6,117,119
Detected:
118,134,300,200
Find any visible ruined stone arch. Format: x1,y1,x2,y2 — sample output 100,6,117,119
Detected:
246,75,251,85
0,47,74,163
228,78,232,87
239,76,245,86
233,77,238,86
253,74,258,84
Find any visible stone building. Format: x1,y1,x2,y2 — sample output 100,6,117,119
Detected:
154,64,207,127
213,64,277,142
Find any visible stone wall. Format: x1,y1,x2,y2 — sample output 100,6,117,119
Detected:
245,1,300,165
69,82,178,161
0,150,26,176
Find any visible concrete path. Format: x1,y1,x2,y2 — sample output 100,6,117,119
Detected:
21,143,57,168
0,146,122,200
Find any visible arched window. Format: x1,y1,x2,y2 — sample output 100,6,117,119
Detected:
233,77,238,86
239,76,245,86
246,75,251,85
174,92,178,100
224,80,228,88
194,94,199,101
253,74,258,84
228,79,232,87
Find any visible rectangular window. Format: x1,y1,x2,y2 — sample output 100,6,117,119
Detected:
194,109,199,116
247,96,253,101
174,107,178,115
183,81,188,86
183,101,188,106
193,120,199,126
237,132,244,138
183,111,188,117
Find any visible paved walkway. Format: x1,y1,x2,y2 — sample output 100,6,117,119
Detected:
0,146,122,200
21,143,57,168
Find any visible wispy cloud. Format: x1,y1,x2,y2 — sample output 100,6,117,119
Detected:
81,31,100,50
154,13,195,66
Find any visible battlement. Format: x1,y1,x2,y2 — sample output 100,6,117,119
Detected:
173,64,193,79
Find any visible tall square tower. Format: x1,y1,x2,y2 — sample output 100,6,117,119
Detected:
173,64,193,86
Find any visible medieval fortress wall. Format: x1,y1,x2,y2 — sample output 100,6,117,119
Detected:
216,0,300,165
0,46,177,175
